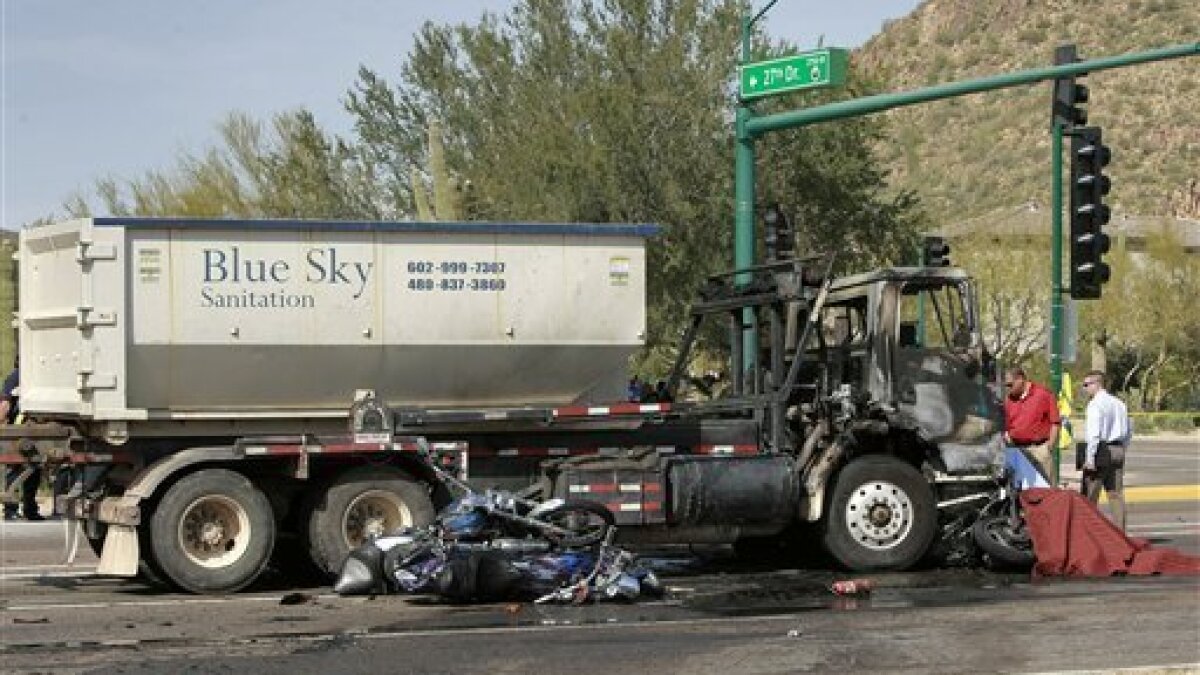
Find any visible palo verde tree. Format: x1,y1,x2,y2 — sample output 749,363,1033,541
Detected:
72,110,385,220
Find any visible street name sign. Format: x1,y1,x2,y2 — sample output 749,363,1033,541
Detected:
740,48,849,100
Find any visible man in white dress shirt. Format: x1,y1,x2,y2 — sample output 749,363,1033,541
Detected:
1080,370,1132,531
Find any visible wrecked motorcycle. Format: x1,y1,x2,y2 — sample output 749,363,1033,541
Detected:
335,525,662,603
940,447,1038,570
334,444,640,600
426,443,615,548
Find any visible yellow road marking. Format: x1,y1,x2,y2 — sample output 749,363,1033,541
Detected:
1096,485,1200,504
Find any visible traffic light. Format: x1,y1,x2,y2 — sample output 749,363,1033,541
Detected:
1052,44,1088,129
762,202,794,260
922,236,950,267
1069,126,1113,299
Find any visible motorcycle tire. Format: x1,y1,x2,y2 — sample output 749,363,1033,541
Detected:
538,500,615,548
972,514,1036,570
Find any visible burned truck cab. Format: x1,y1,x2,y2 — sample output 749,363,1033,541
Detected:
819,267,1003,475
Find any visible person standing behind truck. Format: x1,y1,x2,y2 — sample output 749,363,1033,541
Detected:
1002,367,1060,484
1079,370,1132,531
2,360,43,521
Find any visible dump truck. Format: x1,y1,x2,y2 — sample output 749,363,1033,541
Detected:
1,216,1002,593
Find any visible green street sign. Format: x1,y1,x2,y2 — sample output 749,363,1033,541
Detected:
740,48,849,100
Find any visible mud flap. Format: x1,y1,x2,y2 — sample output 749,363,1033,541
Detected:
62,517,82,565
95,524,139,577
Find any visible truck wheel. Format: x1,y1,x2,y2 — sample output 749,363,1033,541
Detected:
822,455,936,572
306,466,436,579
149,469,276,594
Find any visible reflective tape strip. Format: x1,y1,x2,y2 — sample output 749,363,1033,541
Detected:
619,483,641,492
242,445,306,456
242,443,402,456
553,407,589,418
617,503,642,512
698,444,758,455
497,448,520,457
553,403,672,418
548,447,571,456
567,484,623,494
643,501,662,512
642,482,663,493
656,446,676,454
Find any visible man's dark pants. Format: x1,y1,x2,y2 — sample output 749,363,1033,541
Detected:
4,464,42,518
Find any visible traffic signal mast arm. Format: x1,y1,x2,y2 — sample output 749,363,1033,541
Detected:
746,43,1199,135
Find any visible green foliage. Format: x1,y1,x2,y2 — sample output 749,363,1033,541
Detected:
346,0,923,374
80,110,385,220
950,225,1051,368
1083,229,1200,411
1129,412,1199,434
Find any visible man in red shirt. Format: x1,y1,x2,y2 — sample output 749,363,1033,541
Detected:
1003,367,1061,483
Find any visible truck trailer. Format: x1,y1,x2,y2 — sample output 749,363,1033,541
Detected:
1,216,1003,593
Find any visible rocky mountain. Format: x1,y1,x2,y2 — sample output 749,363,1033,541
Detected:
855,0,1199,228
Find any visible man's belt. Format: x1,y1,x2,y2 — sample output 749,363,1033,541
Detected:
1013,439,1049,447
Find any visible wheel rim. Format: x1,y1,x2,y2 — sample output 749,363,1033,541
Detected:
342,490,413,548
178,495,252,569
545,507,608,544
845,480,914,551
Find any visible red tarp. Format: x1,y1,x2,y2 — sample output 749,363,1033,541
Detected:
1020,487,1200,577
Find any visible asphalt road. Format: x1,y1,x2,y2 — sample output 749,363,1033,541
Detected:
2,435,1197,673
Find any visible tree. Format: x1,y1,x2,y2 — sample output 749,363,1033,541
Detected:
950,229,1050,368
74,110,385,220
345,0,924,373
1084,227,1200,410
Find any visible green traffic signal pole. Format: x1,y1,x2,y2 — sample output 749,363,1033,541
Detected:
1050,121,1065,484
734,0,779,386
733,40,1198,381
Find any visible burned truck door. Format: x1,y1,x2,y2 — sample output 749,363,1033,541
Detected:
888,276,999,448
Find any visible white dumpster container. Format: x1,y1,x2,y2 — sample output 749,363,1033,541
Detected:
18,218,656,433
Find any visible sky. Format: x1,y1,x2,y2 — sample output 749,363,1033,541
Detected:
1,0,922,229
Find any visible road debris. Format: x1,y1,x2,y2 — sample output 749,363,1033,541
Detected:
279,592,314,606
830,579,875,595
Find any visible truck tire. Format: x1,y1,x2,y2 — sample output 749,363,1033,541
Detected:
149,468,276,594
305,466,436,579
822,455,936,572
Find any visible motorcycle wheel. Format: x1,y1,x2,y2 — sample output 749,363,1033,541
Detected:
538,500,615,548
972,514,1036,570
